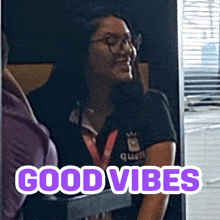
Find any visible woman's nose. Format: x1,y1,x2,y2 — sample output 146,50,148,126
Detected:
119,40,134,55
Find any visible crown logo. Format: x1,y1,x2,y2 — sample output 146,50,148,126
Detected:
126,131,140,152
126,131,137,138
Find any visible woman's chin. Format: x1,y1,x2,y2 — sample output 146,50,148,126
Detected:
113,67,133,81
118,71,133,81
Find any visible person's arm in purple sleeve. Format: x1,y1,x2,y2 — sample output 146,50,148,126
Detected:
2,93,58,220
2,33,58,220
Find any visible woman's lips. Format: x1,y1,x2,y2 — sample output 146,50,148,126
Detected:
116,61,131,72
115,60,131,66
112,58,132,73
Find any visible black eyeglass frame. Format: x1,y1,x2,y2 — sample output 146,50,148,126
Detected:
91,33,142,54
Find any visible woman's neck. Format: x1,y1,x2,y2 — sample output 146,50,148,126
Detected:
86,76,114,115
84,76,114,133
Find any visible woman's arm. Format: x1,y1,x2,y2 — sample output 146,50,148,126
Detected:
137,141,176,220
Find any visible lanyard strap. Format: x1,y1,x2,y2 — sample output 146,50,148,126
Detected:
82,129,118,170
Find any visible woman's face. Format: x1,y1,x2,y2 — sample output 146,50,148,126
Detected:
89,16,137,82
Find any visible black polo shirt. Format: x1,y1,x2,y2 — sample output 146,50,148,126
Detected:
30,81,177,219
59,89,176,166
56,88,176,219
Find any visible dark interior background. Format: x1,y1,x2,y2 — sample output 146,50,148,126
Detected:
3,0,183,219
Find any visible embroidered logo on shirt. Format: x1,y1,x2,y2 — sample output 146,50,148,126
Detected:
126,132,140,152
120,150,146,163
119,132,145,164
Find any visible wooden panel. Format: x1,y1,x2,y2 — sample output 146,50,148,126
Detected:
8,63,54,94
139,62,149,91
7,63,149,94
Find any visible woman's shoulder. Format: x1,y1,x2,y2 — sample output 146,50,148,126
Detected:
110,81,171,118
111,81,168,104
144,89,169,106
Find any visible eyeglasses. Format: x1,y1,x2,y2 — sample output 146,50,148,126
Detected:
91,33,142,54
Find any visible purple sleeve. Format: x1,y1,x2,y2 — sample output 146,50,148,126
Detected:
37,124,58,166
2,112,57,219
45,139,58,166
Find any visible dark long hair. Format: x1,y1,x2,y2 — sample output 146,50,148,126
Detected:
28,9,143,168
29,9,142,125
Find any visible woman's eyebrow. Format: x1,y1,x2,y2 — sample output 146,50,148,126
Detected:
102,32,119,37
102,32,131,38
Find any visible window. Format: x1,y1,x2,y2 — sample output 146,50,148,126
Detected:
181,0,220,109
179,1,220,219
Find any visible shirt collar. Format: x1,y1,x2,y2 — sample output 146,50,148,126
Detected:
69,108,98,136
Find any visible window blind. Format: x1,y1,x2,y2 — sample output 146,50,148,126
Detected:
182,0,220,107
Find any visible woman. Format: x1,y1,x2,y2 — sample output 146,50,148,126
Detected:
29,12,177,220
